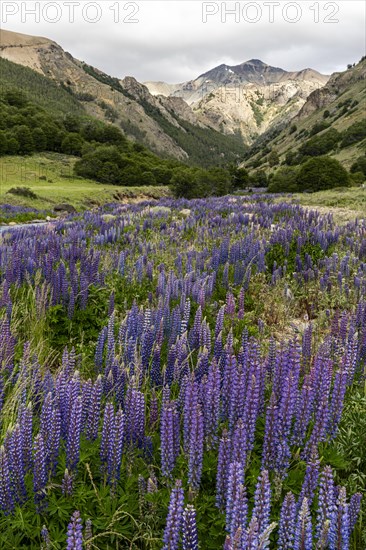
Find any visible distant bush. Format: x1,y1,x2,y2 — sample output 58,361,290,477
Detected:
7,186,38,199
309,121,330,136
296,156,350,192
249,169,268,188
268,166,299,193
350,155,366,177
268,150,280,167
340,121,366,148
299,128,341,157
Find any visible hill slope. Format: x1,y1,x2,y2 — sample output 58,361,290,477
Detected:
242,58,366,171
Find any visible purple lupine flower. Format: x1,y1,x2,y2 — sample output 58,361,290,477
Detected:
108,409,125,488
298,447,320,510
278,492,296,550
18,402,33,472
100,403,115,474
294,498,312,550
188,404,204,491
222,353,236,422
66,396,83,472
329,486,350,550
261,392,279,471
125,388,145,448
41,525,51,549
232,418,248,469
316,466,336,543
66,510,83,550
8,424,27,503
303,360,333,457
33,433,47,511
149,390,159,429
216,429,232,510
62,469,74,497
252,470,271,538
163,479,184,550
225,462,247,542
225,292,235,316
292,373,315,447
245,516,259,549
348,493,362,536
241,352,263,456
0,445,14,515
202,360,221,450
161,401,177,478
182,505,198,550
94,327,107,371
150,344,162,386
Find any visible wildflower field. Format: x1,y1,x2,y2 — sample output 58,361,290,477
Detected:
0,195,365,549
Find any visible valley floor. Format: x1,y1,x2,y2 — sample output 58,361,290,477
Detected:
0,154,172,221
0,153,365,225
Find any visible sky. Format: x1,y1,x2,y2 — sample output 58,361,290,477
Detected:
1,1,365,82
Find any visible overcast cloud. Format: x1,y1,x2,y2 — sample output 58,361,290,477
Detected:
1,1,365,82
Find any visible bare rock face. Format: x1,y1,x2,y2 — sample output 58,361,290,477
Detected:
145,59,329,144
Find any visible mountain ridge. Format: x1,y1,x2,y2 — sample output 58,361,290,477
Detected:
0,28,245,164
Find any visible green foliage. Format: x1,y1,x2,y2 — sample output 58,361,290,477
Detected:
0,58,85,116
296,156,351,192
299,128,341,157
250,101,264,126
265,236,325,276
340,121,366,148
268,150,280,167
350,155,366,177
46,286,110,362
289,124,297,135
171,166,232,198
268,166,299,193
249,169,268,188
7,186,38,199
309,120,330,136
230,166,250,189
61,133,84,156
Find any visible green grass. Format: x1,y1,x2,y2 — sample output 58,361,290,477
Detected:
0,154,172,215
279,187,366,224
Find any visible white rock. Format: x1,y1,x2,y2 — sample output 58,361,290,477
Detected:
180,209,191,217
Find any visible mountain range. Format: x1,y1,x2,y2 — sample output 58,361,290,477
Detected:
1,29,328,155
0,28,364,173
145,59,329,142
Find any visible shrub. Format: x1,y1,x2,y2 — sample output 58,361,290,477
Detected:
299,128,341,157
268,166,299,193
350,155,366,177
340,121,366,148
61,133,84,156
309,120,330,136
7,186,38,199
296,156,350,191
